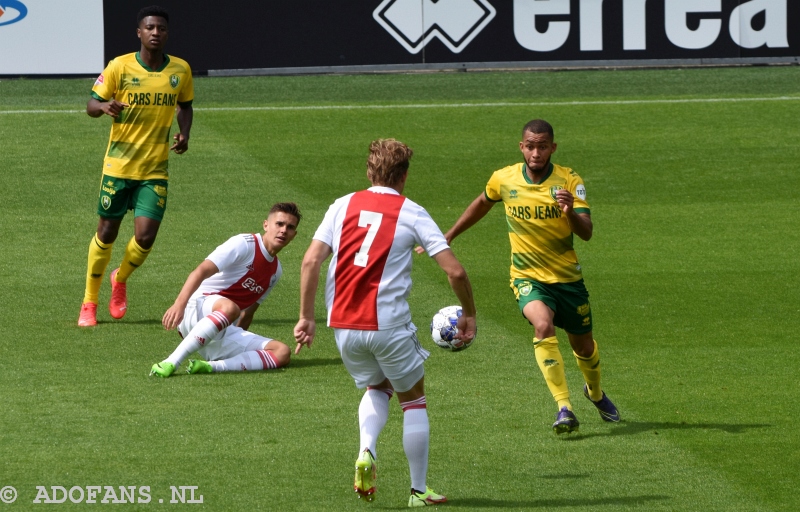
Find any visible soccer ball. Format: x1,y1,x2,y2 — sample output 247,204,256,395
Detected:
430,305,472,351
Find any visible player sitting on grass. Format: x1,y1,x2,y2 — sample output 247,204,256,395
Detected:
150,203,300,377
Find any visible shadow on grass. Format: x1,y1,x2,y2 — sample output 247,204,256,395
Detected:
287,357,343,369
557,420,771,440
448,494,671,508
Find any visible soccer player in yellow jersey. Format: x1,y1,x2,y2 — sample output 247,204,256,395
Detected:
444,119,619,434
79,6,194,327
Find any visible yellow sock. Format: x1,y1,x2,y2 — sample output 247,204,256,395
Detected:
574,340,602,401
533,336,571,410
83,234,113,304
115,237,152,283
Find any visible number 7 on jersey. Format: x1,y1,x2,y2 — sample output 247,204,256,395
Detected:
354,210,383,267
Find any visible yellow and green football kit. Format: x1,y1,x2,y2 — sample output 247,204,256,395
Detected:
92,51,194,182
82,52,193,306
485,162,593,332
485,162,589,285
486,162,607,414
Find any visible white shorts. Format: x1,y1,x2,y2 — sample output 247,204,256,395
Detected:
178,294,273,361
334,322,429,393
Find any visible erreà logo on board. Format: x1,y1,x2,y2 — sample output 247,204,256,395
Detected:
0,1,28,27
374,0,496,54
375,0,789,55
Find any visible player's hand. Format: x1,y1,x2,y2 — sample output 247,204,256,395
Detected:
455,314,477,347
102,100,129,118
170,133,189,154
414,245,426,255
293,318,316,354
555,189,575,214
162,304,184,330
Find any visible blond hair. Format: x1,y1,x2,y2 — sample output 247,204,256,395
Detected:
366,138,413,188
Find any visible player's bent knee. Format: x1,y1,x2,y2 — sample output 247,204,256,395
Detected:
211,298,241,324
568,333,595,357
532,321,556,339
266,341,291,367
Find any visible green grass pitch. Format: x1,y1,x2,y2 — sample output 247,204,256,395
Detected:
1,65,799,511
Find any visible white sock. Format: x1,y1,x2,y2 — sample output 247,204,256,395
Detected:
210,350,279,372
166,311,231,366
401,397,429,493
359,388,393,458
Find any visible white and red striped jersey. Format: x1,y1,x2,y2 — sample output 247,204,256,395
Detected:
191,233,282,310
313,186,449,331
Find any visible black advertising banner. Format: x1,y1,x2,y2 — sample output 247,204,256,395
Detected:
103,0,799,73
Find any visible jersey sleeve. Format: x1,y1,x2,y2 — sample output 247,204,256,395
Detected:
567,171,590,214
484,170,504,202
413,205,450,258
91,59,118,102
177,61,194,106
205,235,251,272
313,194,351,247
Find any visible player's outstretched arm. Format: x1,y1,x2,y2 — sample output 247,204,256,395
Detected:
415,192,495,256
162,259,220,330
445,193,495,244
294,240,332,354
432,249,477,342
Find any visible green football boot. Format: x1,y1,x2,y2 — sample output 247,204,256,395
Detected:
354,449,377,502
187,359,213,374
408,487,447,507
149,361,175,378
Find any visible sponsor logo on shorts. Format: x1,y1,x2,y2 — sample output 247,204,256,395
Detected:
577,303,590,316
582,317,591,326
101,196,111,210
153,185,167,197
102,185,116,196
169,74,180,89
157,198,165,209
517,281,532,296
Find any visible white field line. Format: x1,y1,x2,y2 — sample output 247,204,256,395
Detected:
1,96,799,115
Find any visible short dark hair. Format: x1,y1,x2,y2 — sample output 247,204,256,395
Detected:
269,202,302,224
522,119,554,140
367,139,413,188
137,6,169,25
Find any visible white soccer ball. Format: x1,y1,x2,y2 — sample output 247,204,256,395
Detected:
430,305,472,351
